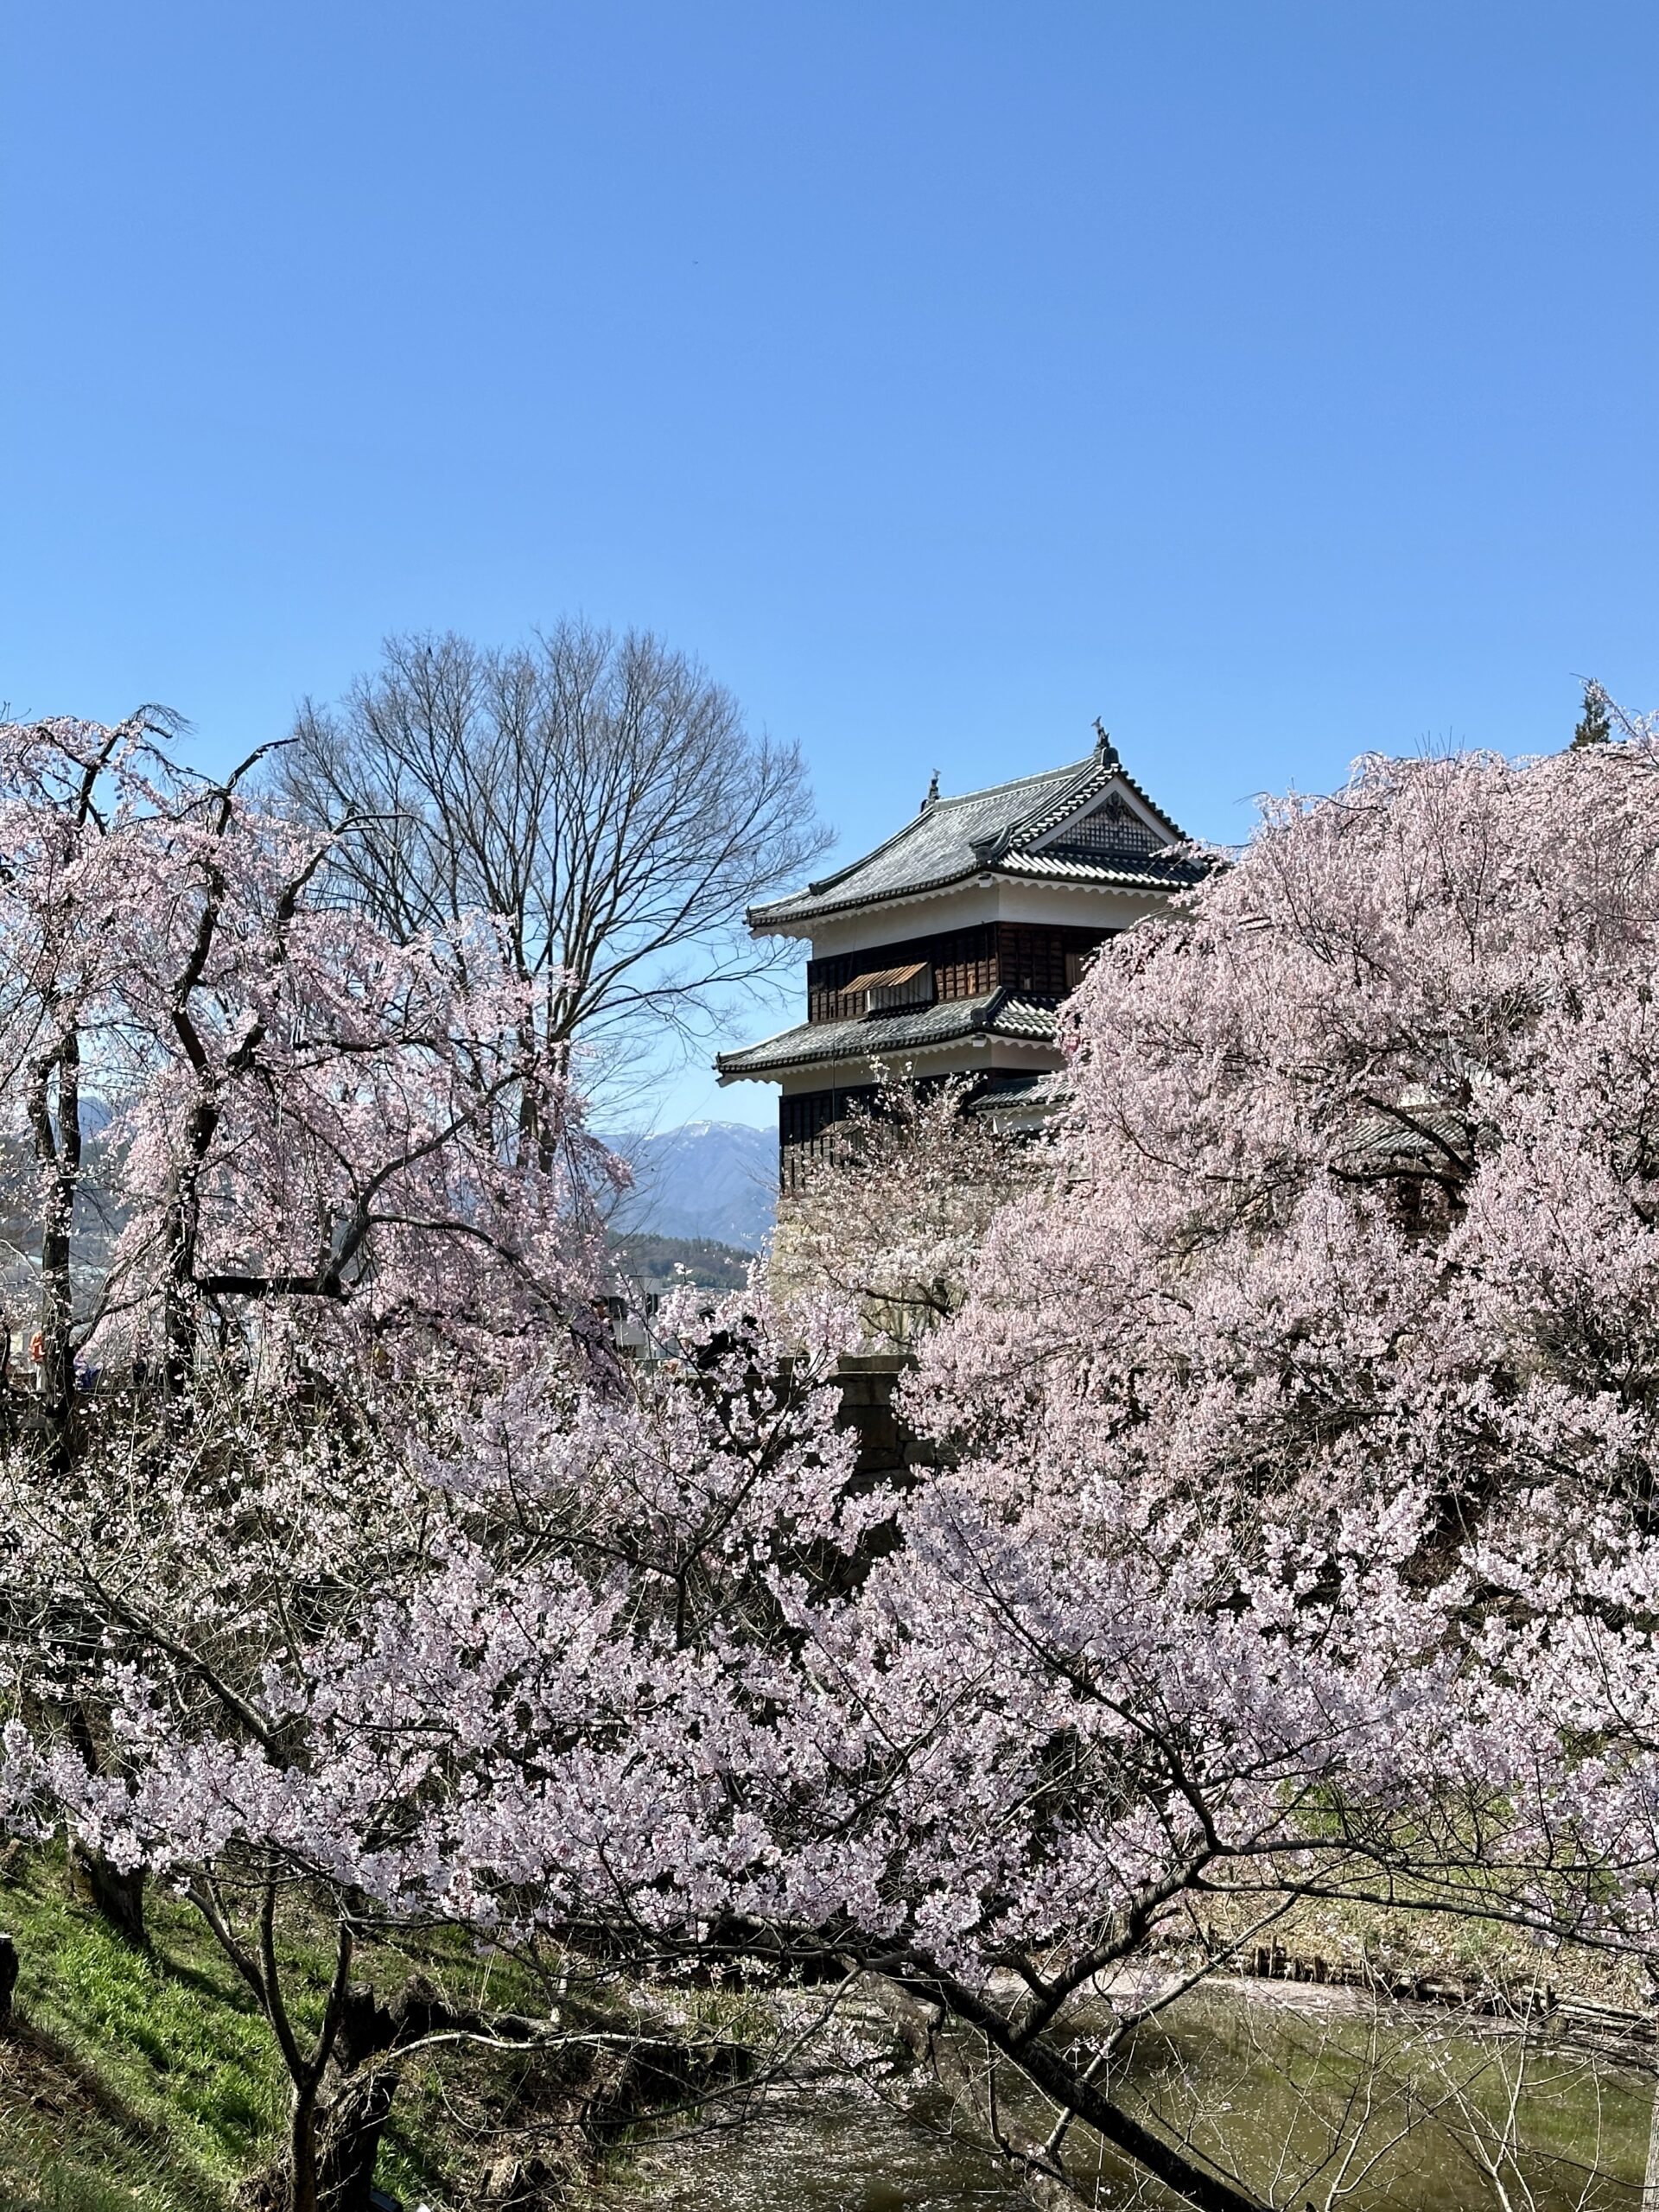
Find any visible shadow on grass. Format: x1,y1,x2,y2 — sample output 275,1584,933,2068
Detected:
0,2012,227,2212
0,1856,282,2211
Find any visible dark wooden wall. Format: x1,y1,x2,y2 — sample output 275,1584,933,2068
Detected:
806,921,1109,1022
779,1084,880,1189
778,1071,1049,1190
807,925,996,1022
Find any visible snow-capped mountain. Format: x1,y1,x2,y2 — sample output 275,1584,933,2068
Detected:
602,1120,777,1251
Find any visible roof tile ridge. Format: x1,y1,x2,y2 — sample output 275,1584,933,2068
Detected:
968,984,1013,1027
1015,755,1191,850
1005,756,1119,850
930,752,1096,809
715,1014,813,1058
757,803,938,907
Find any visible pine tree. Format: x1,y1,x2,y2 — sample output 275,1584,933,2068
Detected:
1573,678,1612,748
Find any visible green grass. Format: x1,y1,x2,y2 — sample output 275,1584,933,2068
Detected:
0,1859,276,2209
0,2088,212,2212
13,1905,281,2171
0,1853,461,2211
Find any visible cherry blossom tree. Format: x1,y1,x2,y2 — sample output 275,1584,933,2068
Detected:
0,710,622,1955
0,713,163,1439
0,715,619,1447
13,727,1659,2210
767,1066,1034,1349
880,727,1659,2199
0,1295,864,2210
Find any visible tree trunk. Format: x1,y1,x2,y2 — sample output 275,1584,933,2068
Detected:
288,2086,321,2212
67,1838,147,1947
1642,2075,1659,2212
250,1970,607,2212
314,2065,401,2212
872,1972,1273,2212
64,1701,147,1947
26,1040,79,1468
162,1173,200,1399
161,1090,224,1398
238,2061,393,2212
255,1980,412,2212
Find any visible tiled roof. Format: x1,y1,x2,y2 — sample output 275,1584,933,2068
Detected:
715,989,1062,1080
752,743,1197,929
1340,1104,1477,1170
999,851,1207,891
982,993,1064,1039
964,1070,1069,1117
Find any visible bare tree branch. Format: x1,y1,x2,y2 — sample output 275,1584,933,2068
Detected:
274,624,831,1103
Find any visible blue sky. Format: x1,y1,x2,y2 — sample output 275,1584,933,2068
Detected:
5,3,1656,1128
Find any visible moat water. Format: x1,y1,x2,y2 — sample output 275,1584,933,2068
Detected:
614,1980,1656,2211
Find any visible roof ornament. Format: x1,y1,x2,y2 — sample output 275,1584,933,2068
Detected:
1093,718,1121,767
920,768,940,811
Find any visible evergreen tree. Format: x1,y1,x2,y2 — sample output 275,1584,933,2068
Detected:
1573,677,1612,747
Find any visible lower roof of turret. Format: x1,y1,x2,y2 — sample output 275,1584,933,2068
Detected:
715,989,1062,1081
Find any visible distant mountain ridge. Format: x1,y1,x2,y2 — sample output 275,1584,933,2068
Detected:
601,1119,776,1252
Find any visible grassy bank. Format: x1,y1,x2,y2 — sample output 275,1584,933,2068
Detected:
0,1854,462,2212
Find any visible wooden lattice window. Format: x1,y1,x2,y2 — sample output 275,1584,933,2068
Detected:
995,925,1113,998
778,1085,880,1190
808,928,995,1021
843,961,933,1014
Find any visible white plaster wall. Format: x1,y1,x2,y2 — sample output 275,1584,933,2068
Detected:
795,878,1173,960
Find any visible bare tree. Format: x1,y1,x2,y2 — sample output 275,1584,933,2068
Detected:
276,624,830,1106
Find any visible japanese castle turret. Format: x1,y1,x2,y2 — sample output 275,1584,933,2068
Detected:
716,727,1207,1184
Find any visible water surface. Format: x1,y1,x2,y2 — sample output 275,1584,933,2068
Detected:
620,1980,1654,2211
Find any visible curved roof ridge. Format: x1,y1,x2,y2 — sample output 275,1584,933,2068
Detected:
930,750,1097,809
789,751,1096,906
1013,759,1187,850
715,985,1065,1081
757,753,1096,920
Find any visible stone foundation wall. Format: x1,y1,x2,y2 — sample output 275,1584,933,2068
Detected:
834,1354,931,1479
